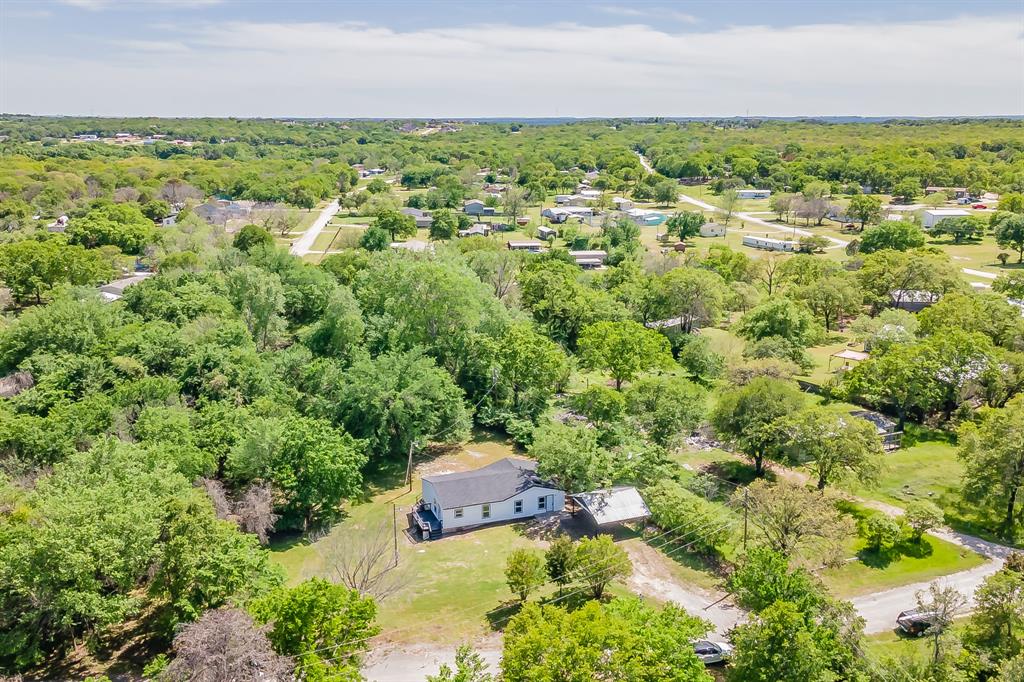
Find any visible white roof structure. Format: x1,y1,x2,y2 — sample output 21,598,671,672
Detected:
923,209,970,218
832,349,869,362
572,486,650,526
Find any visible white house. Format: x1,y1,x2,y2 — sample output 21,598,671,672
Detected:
612,197,634,211
412,458,564,538
699,222,726,237
507,240,545,252
568,250,608,269
736,189,771,200
922,208,970,229
742,235,798,252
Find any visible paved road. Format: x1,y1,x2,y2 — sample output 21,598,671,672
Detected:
962,268,998,280
364,641,502,682
289,199,341,256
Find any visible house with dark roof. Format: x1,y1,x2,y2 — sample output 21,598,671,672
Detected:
411,458,564,539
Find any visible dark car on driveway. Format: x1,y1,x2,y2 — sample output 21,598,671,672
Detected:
897,609,938,636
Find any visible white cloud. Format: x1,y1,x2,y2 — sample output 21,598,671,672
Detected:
5,14,1022,117
594,5,698,23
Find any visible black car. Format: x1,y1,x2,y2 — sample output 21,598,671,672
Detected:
896,609,938,636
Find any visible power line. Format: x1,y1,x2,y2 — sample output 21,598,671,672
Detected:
287,515,738,673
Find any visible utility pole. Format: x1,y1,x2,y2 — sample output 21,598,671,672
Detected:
392,503,399,567
404,439,415,491
742,487,749,551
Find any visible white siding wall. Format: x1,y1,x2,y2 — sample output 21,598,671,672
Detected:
439,486,565,531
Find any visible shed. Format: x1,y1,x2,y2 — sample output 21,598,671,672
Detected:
922,208,970,229
829,348,869,371
571,486,650,527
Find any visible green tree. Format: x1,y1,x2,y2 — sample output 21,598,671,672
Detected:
225,265,285,351
997,194,1024,214
372,208,416,241
995,214,1024,263
0,239,113,305
502,186,527,227
859,220,926,253
905,500,944,543
718,188,740,225
624,375,707,446
501,599,711,682
967,567,1024,662
933,215,984,243
994,272,1024,300
530,422,611,493
658,266,728,333
578,320,673,390
665,211,705,240
727,547,827,613
959,397,1024,539
250,578,379,682
151,493,283,627
505,549,547,602
233,224,274,253
366,178,389,194
739,479,854,562
777,407,882,490
711,377,805,475
358,225,390,251
653,179,678,206
915,582,968,664
846,194,883,230
839,343,943,431
894,178,921,202
427,645,494,682
645,480,732,555
792,274,862,332
429,208,458,240
863,514,901,553
735,297,819,346
574,535,632,599
728,601,830,682
66,203,156,254
544,535,578,594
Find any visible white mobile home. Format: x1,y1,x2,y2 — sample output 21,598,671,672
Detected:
736,189,771,200
412,458,564,538
921,208,970,229
742,235,798,252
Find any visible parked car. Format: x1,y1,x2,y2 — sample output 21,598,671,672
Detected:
693,639,733,665
896,609,938,636
972,204,987,209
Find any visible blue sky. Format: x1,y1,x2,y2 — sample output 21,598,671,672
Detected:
2,0,1022,117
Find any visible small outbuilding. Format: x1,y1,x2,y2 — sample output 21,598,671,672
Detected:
571,486,651,529
699,222,726,237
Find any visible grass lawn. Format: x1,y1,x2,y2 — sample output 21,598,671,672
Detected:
269,431,641,645
863,628,934,663
819,533,984,598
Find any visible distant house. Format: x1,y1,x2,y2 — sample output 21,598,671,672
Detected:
193,200,255,225
736,189,771,200
925,186,968,199
536,226,557,240
507,240,545,253
579,189,601,200
612,197,634,211
410,458,565,539
699,222,726,237
542,206,593,223
890,289,939,312
742,235,798,252
568,250,607,269
47,215,69,233
922,208,970,229
849,410,902,450
98,272,154,302
463,200,495,216
625,208,666,226
401,207,433,228
458,223,491,238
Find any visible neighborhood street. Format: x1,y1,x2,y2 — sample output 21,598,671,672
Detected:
289,199,341,256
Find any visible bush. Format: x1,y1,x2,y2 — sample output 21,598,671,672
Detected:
904,500,943,542
644,480,732,555
863,515,901,553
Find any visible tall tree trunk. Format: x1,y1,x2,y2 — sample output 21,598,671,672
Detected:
1004,485,1018,540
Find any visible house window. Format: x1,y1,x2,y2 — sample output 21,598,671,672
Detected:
454,508,464,519
538,496,546,511
482,504,491,519
514,500,523,514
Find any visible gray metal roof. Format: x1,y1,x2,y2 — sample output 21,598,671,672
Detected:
423,458,554,509
572,486,650,525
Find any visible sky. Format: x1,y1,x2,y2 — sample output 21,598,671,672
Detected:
1,0,1022,118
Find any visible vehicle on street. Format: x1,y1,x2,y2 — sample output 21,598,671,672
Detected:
896,609,938,636
693,639,733,665
972,203,987,209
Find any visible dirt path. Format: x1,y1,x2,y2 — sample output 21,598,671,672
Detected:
363,637,502,682
623,540,744,635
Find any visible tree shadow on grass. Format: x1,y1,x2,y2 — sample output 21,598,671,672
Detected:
702,459,769,488
486,600,522,632
857,538,933,569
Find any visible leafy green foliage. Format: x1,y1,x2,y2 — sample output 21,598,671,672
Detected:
504,549,547,602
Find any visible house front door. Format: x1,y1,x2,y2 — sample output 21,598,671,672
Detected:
546,494,555,513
